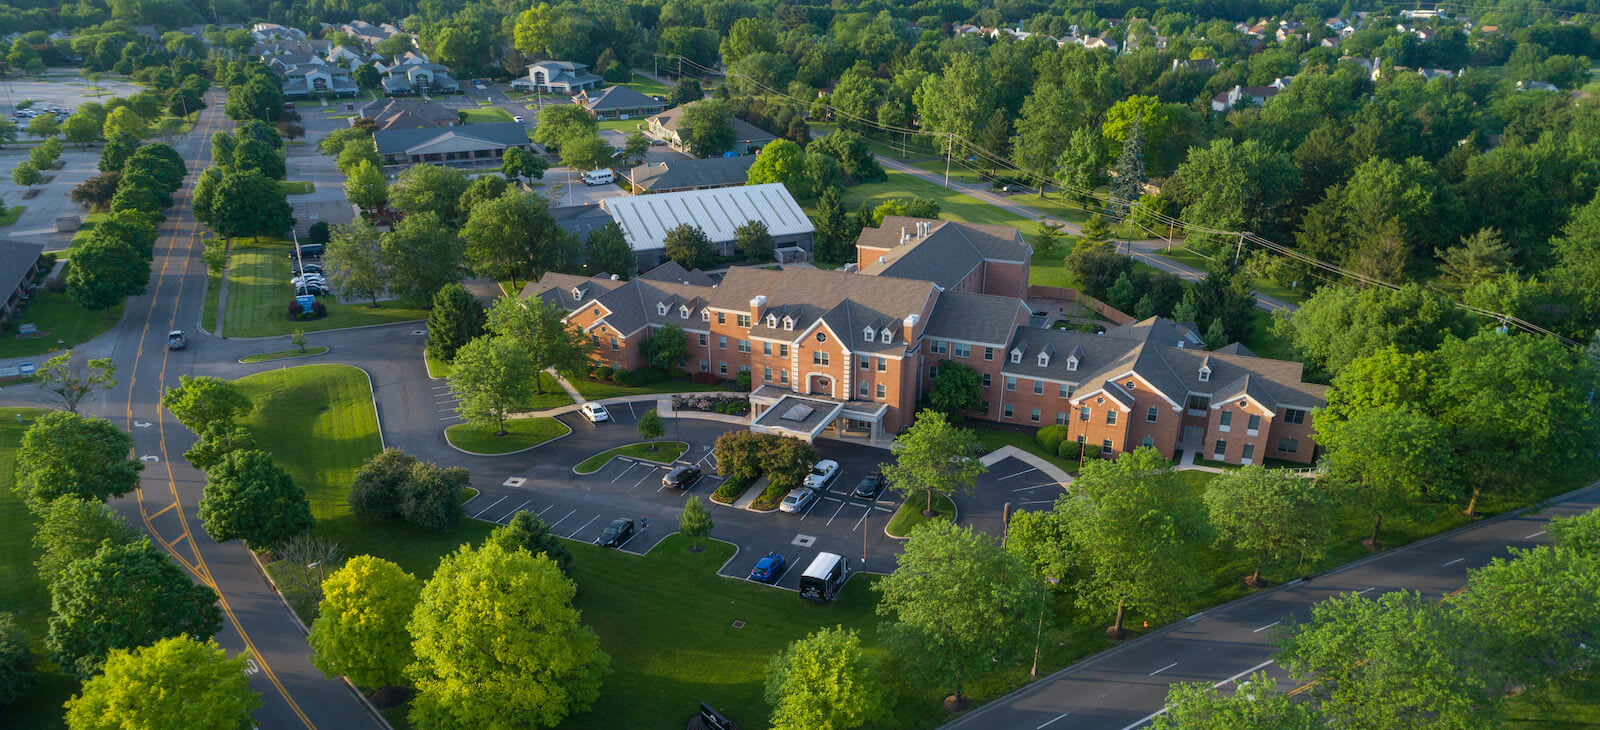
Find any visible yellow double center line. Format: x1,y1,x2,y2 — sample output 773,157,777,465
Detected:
124,99,315,729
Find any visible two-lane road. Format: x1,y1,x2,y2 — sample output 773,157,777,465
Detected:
101,92,383,730
942,482,1600,730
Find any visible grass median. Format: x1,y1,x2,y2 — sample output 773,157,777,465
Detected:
239,346,328,363
885,492,957,538
445,417,569,454
459,106,514,123
574,441,688,474
0,205,23,228
218,242,428,337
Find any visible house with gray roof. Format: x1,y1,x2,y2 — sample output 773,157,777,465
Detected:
380,52,459,95
0,240,44,325
519,219,1327,460
644,103,777,156
373,122,533,166
358,98,460,131
548,203,619,245
573,85,665,120
625,156,756,194
517,61,602,93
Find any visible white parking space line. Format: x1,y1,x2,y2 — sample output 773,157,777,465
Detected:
997,468,1039,481
1252,621,1279,633
569,514,599,537
1525,530,1547,539
627,401,636,418
824,500,850,526
1019,500,1056,506
547,509,576,530
1443,558,1465,567
633,470,656,489
873,505,893,513
471,496,508,519
1213,660,1275,688
1148,662,1178,676
1356,587,1376,595
1038,712,1070,729
798,495,824,520
610,462,639,483
536,504,553,516
696,451,716,469
431,384,449,390
1013,483,1060,492
440,415,463,422
851,504,873,531
496,500,531,523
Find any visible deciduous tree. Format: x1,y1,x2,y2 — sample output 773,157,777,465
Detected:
678,495,712,550
1151,672,1318,730
531,105,598,150
388,164,470,224
64,636,257,730
880,411,985,516
874,520,1037,707
500,146,547,184
0,613,29,705
640,324,686,370
344,160,388,212
461,190,574,288
36,353,116,414
678,100,735,157
382,212,465,305
1203,467,1333,586
662,223,713,270
209,168,293,242
1318,405,1454,548
161,375,253,434
448,335,536,436
485,510,573,576
47,539,222,678
307,556,422,689
581,221,634,278
348,448,417,521
924,362,981,421
406,544,609,728
32,495,139,586
182,423,255,472
14,412,140,510
198,449,314,550
764,626,885,730
636,408,665,444
324,219,388,306
485,297,594,391
733,219,774,261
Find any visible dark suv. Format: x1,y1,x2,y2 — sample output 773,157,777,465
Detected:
662,465,701,489
853,471,886,499
595,518,634,548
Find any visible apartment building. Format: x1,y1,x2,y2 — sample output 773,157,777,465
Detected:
522,218,1325,464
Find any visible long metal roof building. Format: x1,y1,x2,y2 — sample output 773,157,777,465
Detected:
599,183,813,252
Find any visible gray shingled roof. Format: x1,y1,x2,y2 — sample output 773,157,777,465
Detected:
638,260,715,287
577,85,663,112
373,122,529,155
923,291,1026,346
858,217,1029,289
628,156,756,193
0,240,43,301
518,272,625,312
647,104,777,146
549,203,615,243
707,268,936,355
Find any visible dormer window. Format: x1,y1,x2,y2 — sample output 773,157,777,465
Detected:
1037,352,1050,367
657,302,668,316
1010,349,1022,364
1198,366,1211,383
783,316,794,331
863,327,875,343
881,328,893,343
1066,356,1079,372
570,287,581,301
767,314,777,328
701,309,710,322
680,305,690,319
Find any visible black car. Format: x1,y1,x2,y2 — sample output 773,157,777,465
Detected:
595,518,634,548
662,465,701,489
853,471,886,499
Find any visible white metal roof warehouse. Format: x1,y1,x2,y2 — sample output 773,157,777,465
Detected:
600,183,814,253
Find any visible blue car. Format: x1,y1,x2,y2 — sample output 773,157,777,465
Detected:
748,552,786,583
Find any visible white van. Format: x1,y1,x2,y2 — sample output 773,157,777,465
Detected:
798,552,849,602
581,168,614,186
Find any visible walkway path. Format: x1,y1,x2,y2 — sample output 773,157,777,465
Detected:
874,155,1295,313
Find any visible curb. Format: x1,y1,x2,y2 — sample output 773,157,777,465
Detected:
244,549,396,730
571,441,688,475
236,346,330,364
882,492,959,540
221,318,427,343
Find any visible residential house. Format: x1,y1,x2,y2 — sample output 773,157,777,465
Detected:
1172,58,1218,73
373,122,534,166
1517,80,1559,92
1210,78,1290,112
0,240,44,325
519,218,1327,462
644,102,777,156
325,45,373,70
280,64,359,96
381,51,459,95
358,98,461,131
517,61,602,93
335,20,401,49
251,23,305,42
573,86,666,121
625,156,756,194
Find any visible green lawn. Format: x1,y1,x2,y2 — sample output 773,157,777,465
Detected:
574,441,688,474
445,417,569,454
239,346,329,363
68,212,107,247
1156,246,1308,306
616,76,673,97
278,180,315,195
521,373,572,410
0,205,22,228
1242,309,1299,364
218,243,428,337
596,118,647,132
0,408,77,730
885,492,957,537
840,170,1048,238
1502,671,1600,727
972,425,1082,474
459,106,514,124
566,375,726,401
0,286,123,359
425,353,450,378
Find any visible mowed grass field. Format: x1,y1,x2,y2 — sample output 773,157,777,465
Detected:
0,408,77,730
219,242,428,337
0,284,123,359
459,106,514,124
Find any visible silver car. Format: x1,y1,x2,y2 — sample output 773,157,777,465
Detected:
778,487,816,514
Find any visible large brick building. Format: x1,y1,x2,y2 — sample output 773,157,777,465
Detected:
522,218,1326,465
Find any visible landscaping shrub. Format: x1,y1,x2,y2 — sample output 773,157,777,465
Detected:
711,474,754,504
1058,439,1082,460
1035,424,1069,455
288,300,303,318
311,301,326,317
735,370,751,391
307,221,330,244
614,367,667,387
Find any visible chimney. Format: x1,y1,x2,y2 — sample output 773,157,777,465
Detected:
749,294,766,323
899,226,907,244
902,313,920,343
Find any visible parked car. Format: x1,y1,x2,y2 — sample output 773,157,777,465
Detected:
662,465,701,490
345,103,354,110
748,552,785,583
853,471,886,499
579,402,610,423
803,460,840,490
514,114,524,123
595,518,634,547
283,102,295,109
292,263,323,275
166,330,187,350
778,487,816,514
289,244,324,260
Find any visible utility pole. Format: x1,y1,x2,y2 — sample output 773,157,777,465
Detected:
1234,231,1248,264
943,135,952,189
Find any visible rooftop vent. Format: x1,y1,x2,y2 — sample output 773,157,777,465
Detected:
779,404,815,422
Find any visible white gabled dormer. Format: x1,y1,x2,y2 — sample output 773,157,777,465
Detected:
782,315,794,331
881,327,893,343
1010,347,1024,364
570,287,582,301
863,326,875,343
1199,355,1212,383
701,309,710,322
656,302,668,316
680,304,691,319
1066,354,1079,371
766,314,777,328
1037,351,1050,367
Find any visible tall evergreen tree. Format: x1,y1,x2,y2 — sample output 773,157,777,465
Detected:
426,283,485,363
1105,114,1146,222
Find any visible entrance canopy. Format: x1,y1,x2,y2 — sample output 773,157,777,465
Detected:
752,395,842,443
